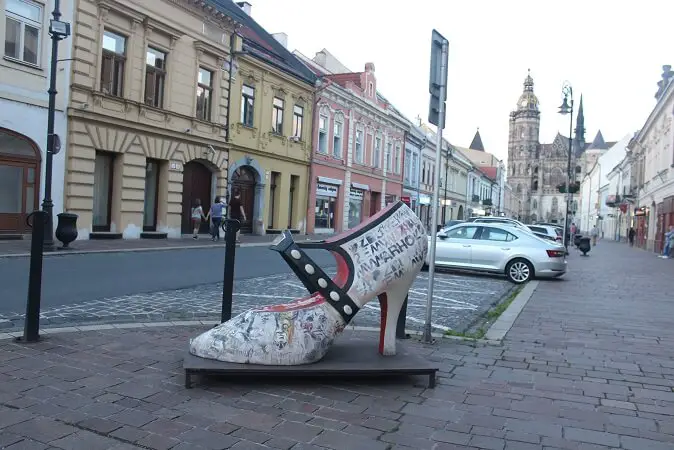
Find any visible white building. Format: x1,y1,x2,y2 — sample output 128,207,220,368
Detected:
604,154,636,241
0,0,73,237
403,125,424,215
578,134,632,234
629,66,674,252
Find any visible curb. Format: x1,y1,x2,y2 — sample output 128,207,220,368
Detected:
484,280,539,341
0,241,273,259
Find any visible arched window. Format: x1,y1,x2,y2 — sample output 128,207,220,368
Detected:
549,167,566,187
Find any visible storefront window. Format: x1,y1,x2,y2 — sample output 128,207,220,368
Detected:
385,194,396,205
348,188,364,229
315,183,338,231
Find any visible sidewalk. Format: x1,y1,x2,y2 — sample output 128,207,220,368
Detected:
0,233,334,258
0,242,673,449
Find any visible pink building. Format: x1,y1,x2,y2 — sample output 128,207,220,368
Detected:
294,49,409,234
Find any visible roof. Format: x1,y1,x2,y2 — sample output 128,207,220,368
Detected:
206,0,317,85
469,129,485,151
477,166,498,181
587,130,608,150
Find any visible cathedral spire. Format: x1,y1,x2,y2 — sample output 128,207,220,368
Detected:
469,128,485,151
574,94,586,154
516,69,539,111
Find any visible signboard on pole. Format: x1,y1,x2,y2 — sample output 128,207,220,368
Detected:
428,29,448,128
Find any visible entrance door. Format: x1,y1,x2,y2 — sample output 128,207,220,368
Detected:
0,129,41,235
231,166,256,234
182,161,212,234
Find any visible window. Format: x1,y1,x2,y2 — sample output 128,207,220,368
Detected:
144,48,166,108
373,136,381,168
404,149,412,181
241,84,255,126
4,0,41,65
412,154,418,184
479,227,517,242
196,67,212,121
385,142,392,171
355,130,363,163
318,115,328,153
394,144,401,174
272,97,284,134
101,30,126,97
292,105,303,138
332,119,342,158
447,226,478,240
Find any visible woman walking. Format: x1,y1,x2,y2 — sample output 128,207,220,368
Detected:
191,199,206,239
206,196,225,241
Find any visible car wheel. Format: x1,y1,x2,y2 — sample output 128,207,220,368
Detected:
505,258,533,284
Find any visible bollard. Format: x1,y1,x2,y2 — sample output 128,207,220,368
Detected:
21,211,47,343
396,295,411,339
221,218,241,323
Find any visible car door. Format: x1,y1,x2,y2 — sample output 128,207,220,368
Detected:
434,225,480,268
470,226,518,270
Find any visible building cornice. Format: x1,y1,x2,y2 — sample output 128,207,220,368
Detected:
635,78,674,144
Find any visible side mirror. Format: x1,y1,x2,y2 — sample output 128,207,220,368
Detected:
437,232,448,239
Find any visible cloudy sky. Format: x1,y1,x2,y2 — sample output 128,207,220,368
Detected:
244,0,673,162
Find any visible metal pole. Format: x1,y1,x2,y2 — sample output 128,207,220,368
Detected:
423,40,448,344
442,155,448,224
221,219,240,323
563,101,573,250
22,211,47,342
42,0,62,253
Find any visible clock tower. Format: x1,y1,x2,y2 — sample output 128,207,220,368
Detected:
507,70,541,221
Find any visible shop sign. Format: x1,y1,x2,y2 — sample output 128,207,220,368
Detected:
349,188,364,201
401,196,411,206
316,183,338,198
419,194,431,205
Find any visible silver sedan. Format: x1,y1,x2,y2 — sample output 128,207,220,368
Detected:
425,223,567,284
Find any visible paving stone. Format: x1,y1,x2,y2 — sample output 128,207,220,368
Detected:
77,417,123,434
312,429,391,450
49,430,124,450
179,428,240,449
4,417,74,442
271,421,322,442
563,427,620,447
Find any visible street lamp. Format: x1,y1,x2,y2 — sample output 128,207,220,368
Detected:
42,0,71,251
558,82,574,250
442,145,451,224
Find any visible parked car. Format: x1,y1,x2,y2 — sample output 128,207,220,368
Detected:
426,222,567,284
443,219,465,228
527,224,563,244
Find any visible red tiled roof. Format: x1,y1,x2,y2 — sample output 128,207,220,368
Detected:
478,166,498,181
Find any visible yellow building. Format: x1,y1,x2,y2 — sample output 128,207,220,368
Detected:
64,0,237,238
226,7,317,235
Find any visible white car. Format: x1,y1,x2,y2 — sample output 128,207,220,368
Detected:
527,224,563,244
427,222,567,284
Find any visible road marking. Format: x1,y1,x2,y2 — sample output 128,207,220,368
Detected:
360,304,450,331
408,289,478,308
234,293,297,300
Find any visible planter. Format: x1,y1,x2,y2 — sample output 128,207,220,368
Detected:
55,212,78,249
578,236,591,256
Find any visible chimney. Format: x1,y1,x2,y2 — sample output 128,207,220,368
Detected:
236,1,252,16
271,32,288,49
314,50,327,68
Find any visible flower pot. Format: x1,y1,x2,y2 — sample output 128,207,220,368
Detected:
55,212,78,249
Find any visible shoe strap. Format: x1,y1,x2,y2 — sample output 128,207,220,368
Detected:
269,231,360,324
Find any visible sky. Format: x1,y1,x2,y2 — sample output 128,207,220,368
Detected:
243,0,673,163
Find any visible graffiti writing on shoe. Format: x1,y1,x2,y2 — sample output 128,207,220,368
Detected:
344,206,428,299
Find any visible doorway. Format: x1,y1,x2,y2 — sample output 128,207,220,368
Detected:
182,161,212,234
231,165,256,233
143,159,160,231
0,129,41,235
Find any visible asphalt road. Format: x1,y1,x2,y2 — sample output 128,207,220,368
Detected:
0,246,337,314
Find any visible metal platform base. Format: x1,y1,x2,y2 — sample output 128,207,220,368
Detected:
184,335,438,389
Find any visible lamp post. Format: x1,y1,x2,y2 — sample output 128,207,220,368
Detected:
558,82,574,250
442,146,450,224
42,0,71,251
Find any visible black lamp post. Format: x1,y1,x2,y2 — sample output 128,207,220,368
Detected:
42,0,71,252
558,82,574,249
442,146,450,224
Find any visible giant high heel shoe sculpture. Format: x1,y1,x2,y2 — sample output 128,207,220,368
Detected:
189,201,428,366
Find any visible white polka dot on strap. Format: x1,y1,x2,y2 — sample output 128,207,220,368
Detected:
343,305,352,315
329,291,340,301
304,264,315,274
318,278,328,288
290,249,301,259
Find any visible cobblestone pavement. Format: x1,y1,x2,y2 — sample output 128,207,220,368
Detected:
0,269,515,334
0,242,673,449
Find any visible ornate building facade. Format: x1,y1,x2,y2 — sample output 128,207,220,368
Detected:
507,71,614,224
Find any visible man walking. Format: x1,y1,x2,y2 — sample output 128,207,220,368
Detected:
659,225,674,259
591,225,599,246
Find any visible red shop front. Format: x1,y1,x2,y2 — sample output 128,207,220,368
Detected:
655,196,674,253
634,206,649,249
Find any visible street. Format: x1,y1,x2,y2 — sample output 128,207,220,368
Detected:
0,246,514,333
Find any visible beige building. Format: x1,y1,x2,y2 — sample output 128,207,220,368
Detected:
65,0,236,238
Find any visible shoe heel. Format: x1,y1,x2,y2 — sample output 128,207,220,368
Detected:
377,280,413,356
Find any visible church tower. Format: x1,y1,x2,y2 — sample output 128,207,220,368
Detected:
507,70,540,221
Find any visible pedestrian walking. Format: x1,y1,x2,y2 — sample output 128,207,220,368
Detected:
206,196,225,241
659,225,674,259
228,188,247,243
628,227,636,247
190,199,206,239
591,225,599,246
